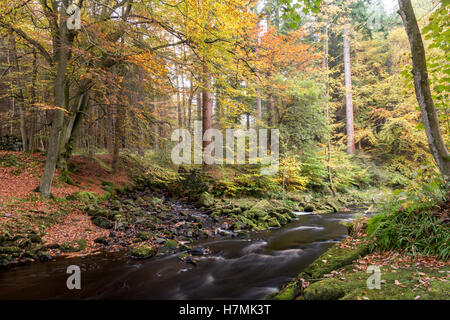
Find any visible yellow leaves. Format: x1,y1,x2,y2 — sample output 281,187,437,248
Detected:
125,52,167,77
277,156,310,191
34,103,68,113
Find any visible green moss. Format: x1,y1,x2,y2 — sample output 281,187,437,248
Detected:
164,239,178,248
92,217,113,229
0,246,20,254
197,192,214,207
304,243,369,279
28,234,42,244
303,279,346,300
273,282,299,300
60,239,87,253
136,231,154,241
131,244,156,259
67,191,99,204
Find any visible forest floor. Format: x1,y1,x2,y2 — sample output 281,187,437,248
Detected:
0,151,130,262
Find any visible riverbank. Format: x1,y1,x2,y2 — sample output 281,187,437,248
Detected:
270,237,449,300
0,151,385,269
270,201,450,300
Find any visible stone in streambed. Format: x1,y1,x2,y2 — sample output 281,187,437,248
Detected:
130,244,156,259
164,239,178,248
92,217,113,229
197,192,214,207
0,246,20,254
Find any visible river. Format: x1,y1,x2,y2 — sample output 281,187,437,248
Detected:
0,211,359,299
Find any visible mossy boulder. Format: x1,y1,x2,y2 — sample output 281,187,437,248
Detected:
246,208,268,218
0,246,20,254
131,244,156,259
164,239,178,248
251,200,274,213
136,231,154,241
303,278,346,300
273,282,300,300
28,234,42,244
60,239,87,253
67,191,99,204
268,217,281,228
197,192,214,207
304,243,369,279
92,217,113,229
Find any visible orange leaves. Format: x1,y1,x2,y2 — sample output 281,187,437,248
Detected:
125,52,167,78
247,24,320,91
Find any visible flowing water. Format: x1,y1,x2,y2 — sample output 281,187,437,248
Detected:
0,211,359,300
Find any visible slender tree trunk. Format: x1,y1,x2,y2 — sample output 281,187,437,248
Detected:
343,26,355,154
176,69,182,127
398,0,450,179
202,63,213,170
197,93,202,121
39,3,70,197
112,102,125,173
187,80,193,131
153,94,159,151
267,93,274,127
28,49,38,151
324,24,336,196
256,89,262,125
9,32,27,151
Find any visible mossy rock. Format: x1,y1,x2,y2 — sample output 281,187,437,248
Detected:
67,191,99,204
0,231,13,244
60,239,87,253
273,282,300,300
197,192,214,207
232,222,242,231
251,200,274,213
268,217,281,228
238,216,258,230
15,238,32,249
304,243,369,279
246,208,268,218
275,207,295,218
303,278,346,300
304,204,314,212
92,217,113,229
21,251,38,260
46,243,60,249
0,254,12,265
136,231,154,241
94,236,109,245
164,240,178,248
236,200,255,211
28,234,42,244
131,244,156,259
230,207,242,215
0,246,20,254
36,251,52,261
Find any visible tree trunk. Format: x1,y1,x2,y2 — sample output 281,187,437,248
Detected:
343,26,355,154
9,32,28,152
398,0,450,179
202,63,213,170
112,103,125,173
256,89,262,125
267,93,274,127
39,2,70,197
28,49,38,151
324,24,336,196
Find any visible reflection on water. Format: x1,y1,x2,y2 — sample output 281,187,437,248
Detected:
0,212,358,300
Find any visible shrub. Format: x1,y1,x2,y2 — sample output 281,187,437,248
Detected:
367,178,449,260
